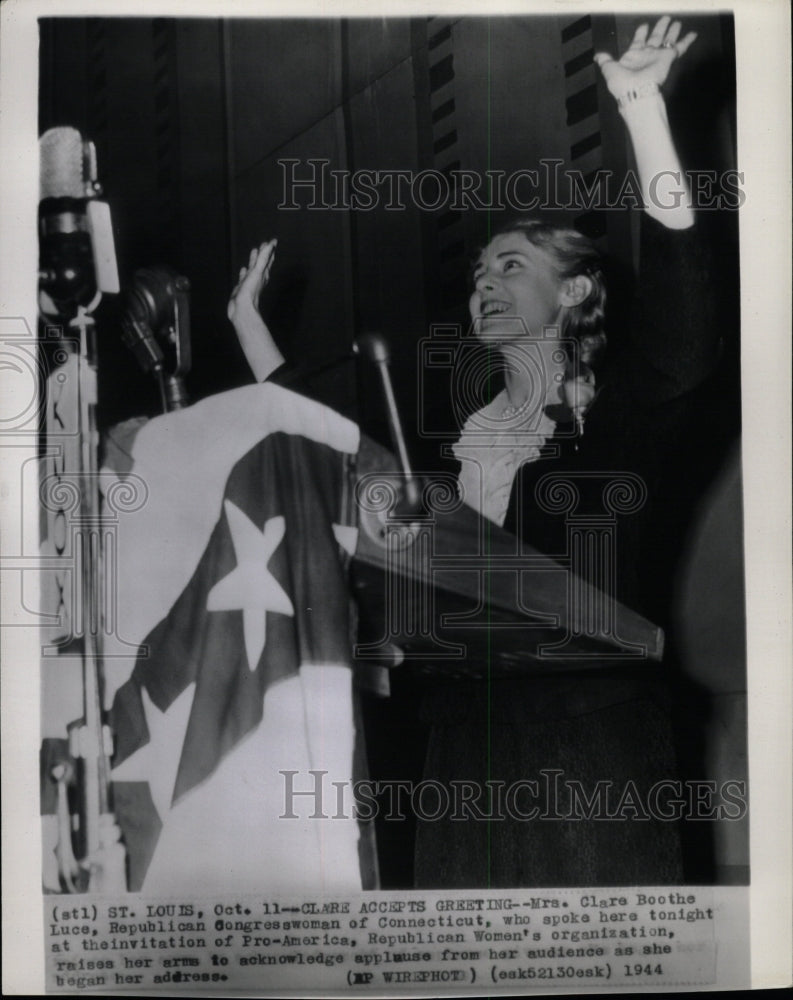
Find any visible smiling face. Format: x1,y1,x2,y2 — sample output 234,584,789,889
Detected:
469,232,565,344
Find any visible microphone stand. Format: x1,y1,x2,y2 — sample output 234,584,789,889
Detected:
39,124,126,891
354,333,423,517
57,300,127,893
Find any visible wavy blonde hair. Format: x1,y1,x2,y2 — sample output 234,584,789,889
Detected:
491,219,608,376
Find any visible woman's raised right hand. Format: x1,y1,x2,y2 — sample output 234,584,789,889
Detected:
594,16,697,100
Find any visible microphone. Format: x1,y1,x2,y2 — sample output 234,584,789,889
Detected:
40,127,86,200
39,127,119,317
354,333,423,516
120,267,192,413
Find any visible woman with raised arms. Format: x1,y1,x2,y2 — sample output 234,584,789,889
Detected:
230,17,724,888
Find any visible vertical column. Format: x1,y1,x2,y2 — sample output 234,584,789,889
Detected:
410,17,469,317
86,19,110,171
560,14,606,241
151,18,180,264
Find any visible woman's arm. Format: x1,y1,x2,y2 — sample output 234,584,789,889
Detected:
595,16,697,230
593,17,721,400
227,239,285,382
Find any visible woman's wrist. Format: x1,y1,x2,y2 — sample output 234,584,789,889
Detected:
615,81,660,111
616,86,668,125
229,298,263,332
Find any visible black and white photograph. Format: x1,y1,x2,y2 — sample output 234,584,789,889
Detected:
1,0,790,994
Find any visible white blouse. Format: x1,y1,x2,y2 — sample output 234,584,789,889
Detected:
453,389,558,527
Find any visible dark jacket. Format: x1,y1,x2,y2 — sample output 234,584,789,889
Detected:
413,213,731,888
504,213,721,633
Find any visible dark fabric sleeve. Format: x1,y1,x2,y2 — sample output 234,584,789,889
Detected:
264,360,360,424
263,362,309,390
624,213,720,405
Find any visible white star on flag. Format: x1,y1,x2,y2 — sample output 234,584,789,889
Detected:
206,503,294,671
111,684,195,821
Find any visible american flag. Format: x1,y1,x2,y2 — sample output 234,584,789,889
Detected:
43,382,364,893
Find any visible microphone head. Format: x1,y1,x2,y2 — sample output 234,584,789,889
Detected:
40,127,85,200
355,332,390,364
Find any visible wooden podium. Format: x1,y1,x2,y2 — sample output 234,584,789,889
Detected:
351,435,663,680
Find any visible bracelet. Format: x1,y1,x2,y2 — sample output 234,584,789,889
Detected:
616,82,660,110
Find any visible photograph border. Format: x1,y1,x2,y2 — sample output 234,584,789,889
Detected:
1,0,791,994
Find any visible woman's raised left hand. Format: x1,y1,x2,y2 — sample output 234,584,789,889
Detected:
227,239,277,326
594,16,697,99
